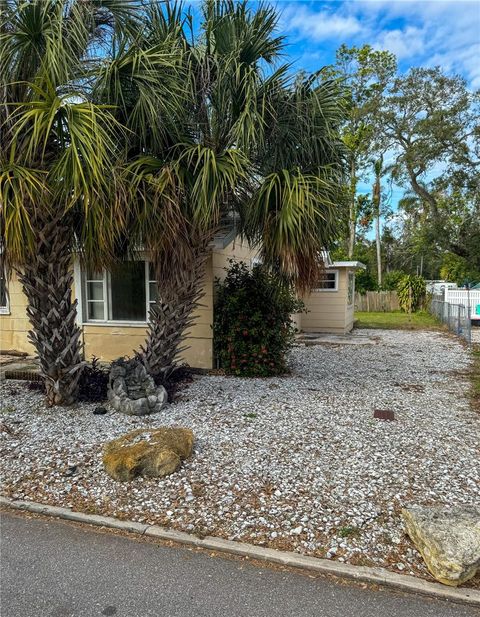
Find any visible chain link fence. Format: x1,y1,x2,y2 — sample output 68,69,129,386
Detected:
430,296,472,345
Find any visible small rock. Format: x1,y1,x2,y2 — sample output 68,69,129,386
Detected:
93,406,107,415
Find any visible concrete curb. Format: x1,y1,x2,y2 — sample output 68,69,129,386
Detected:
1,496,479,607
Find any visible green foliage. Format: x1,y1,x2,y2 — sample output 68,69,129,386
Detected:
78,357,109,403
396,275,426,313
440,252,480,285
381,270,405,291
214,261,303,377
355,268,378,294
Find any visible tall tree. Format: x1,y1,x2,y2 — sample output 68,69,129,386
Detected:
326,45,396,257
98,0,346,382
380,67,480,259
0,0,134,405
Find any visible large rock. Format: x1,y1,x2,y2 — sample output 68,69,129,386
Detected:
103,427,194,482
108,358,167,416
402,505,480,586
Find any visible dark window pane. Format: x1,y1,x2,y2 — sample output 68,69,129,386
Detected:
149,281,158,302
87,281,103,300
316,272,337,289
111,261,146,321
0,255,7,307
88,302,104,320
0,275,6,307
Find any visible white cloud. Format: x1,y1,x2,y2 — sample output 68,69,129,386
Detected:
279,0,480,87
374,26,426,59
281,5,363,41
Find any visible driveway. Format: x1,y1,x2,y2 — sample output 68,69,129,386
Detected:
1,512,478,617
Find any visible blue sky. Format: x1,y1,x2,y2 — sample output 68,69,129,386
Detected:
276,0,480,89
274,0,480,231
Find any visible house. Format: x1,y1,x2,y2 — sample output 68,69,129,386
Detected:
296,254,366,335
0,243,364,368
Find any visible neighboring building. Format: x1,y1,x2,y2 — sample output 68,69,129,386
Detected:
0,244,364,368
297,256,365,335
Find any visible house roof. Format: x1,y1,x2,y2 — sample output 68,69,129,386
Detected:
329,261,366,270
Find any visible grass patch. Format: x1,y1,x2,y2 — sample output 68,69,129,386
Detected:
355,311,441,330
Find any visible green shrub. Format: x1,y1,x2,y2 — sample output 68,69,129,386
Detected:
397,275,426,313
355,268,378,294
213,261,303,376
381,270,405,291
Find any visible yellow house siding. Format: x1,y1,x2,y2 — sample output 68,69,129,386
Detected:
212,236,260,282
1,257,215,369
300,269,351,334
0,271,34,354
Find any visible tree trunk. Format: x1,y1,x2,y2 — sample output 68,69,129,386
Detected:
373,166,382,287
375,214,382,287
18,213,84,406
407,166,439,220
141,243,209,383
348,159,357,258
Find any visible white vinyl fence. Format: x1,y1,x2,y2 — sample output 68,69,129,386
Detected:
444,289,480,320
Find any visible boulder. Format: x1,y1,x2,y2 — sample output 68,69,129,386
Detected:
103,427,194,482
107,358,167,416
402,505,480,586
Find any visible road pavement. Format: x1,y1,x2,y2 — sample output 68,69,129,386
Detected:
1,512,478,617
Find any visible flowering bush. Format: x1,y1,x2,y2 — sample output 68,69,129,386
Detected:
213,261,304,377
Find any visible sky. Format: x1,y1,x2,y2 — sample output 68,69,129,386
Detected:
271,0,480,231
276,0,480,89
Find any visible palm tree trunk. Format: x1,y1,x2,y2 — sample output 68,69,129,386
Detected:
18,213,84,406
141,246,209,383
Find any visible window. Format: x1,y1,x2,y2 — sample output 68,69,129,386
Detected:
347,272,355,305
0,254,9,314
84,261,158,323
314,270,338,291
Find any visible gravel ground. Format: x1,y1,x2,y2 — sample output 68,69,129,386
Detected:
1,329,479,581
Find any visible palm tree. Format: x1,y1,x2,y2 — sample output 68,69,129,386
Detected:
97,0,346,382
0,0,135,405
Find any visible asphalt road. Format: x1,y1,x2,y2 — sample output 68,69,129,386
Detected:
1,512,478,617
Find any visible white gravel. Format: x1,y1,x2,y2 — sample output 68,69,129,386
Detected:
1,329,479,580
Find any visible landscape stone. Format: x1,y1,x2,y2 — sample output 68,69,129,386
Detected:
103,427,194,482
402,505,480,586
107,358,167,416
93,406,107,415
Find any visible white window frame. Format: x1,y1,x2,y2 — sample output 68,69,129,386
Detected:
81,260,157,326
313,269,338,292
